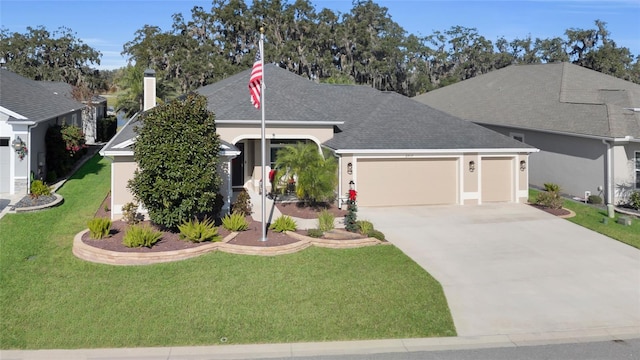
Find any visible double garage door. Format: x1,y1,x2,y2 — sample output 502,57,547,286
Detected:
355,157,514,207
357,158,458,207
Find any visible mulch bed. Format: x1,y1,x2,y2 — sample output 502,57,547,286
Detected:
13,194,58,209
84,193,353,252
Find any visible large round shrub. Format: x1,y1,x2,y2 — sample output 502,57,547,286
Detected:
128,93,223,229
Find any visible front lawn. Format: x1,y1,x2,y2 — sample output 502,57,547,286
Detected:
529,189,640,249
0,155,456,349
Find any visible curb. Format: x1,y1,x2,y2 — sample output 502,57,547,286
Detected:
1,328,638,359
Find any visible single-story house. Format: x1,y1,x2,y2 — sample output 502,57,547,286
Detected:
414,62,640,206
0,69,86,194
38,81,107,144
100,65,536,220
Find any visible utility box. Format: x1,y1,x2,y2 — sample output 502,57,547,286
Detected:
617,217,632,226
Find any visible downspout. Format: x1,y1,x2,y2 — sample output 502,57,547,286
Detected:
332,150,343,209
602,139,614,217
26,121,40,194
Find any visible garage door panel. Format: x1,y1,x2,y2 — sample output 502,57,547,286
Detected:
357,158,458,207
481,157,512,202
0,138,10,193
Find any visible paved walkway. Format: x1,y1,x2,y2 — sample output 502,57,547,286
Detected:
359,203,640,337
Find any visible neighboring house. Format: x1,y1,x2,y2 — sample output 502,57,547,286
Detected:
101,65,536,220
414,62,640,206
0,69,86,194
38,81,107,144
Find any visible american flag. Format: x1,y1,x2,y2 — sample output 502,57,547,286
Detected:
249,49,262,109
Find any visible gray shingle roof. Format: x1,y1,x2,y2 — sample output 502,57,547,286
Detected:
413,62,640,139
0,69,85,123
198,64,531,151
104,64,533,154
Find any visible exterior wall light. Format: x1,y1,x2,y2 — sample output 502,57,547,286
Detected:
347,162,353,175
349,180,355,190
520,160,526,171
12,136,24,151
468,160,475,172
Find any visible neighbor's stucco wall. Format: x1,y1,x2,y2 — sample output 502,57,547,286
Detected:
483,125,606,201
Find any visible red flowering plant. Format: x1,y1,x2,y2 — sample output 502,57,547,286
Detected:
61,124,87,156
345,188,358,232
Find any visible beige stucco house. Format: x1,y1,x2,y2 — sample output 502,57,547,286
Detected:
100,65,537,220
414,62,640,206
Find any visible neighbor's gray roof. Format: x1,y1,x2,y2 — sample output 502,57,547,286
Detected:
104,64,533,154
38,80,107,104
197,64,531,151
414,62,640,139
0,69,85,123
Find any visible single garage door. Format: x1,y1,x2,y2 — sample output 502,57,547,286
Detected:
357,158,458,207
0,138,10,193
481,157,513,203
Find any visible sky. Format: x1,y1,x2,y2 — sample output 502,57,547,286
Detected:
1,0,639,70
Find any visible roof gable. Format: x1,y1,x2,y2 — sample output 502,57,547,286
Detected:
104,64,534,154
0,69,85,123
414,62,640,138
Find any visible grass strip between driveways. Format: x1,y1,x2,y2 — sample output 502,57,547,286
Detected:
529,189,640,249
0,154,456,349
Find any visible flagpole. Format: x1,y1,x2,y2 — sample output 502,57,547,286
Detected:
259,28,267,242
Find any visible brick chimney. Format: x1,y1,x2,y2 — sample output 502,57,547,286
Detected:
143,68,156,111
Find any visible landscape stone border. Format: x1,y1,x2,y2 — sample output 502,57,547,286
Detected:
72,229,388,266
14,194,64,213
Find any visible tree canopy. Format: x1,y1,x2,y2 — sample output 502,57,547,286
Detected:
2,0,638,107
127,93,223,229
119,0,639,98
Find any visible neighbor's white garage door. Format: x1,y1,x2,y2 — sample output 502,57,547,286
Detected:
357,158,458,207
0,138,10,193
481,157,513,203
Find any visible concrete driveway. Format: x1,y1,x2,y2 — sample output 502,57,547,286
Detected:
359,203,640,337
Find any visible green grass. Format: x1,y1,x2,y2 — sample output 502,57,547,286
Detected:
529,189,640,249
0,155,455,349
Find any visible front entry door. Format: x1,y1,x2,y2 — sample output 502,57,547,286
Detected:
231,142,244,187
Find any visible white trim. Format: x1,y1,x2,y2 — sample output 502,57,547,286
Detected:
334,148,538,155
112,138,136,149
462,192,480,200
477,122,640,143
217,120,343,126
633,151,640,189
517,189,529,199
0,106,28,120
102,150,134,157
230,134,322,147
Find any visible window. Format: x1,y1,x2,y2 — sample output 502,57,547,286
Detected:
636,152,640,189
0,138,9,147
510,132,525,143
